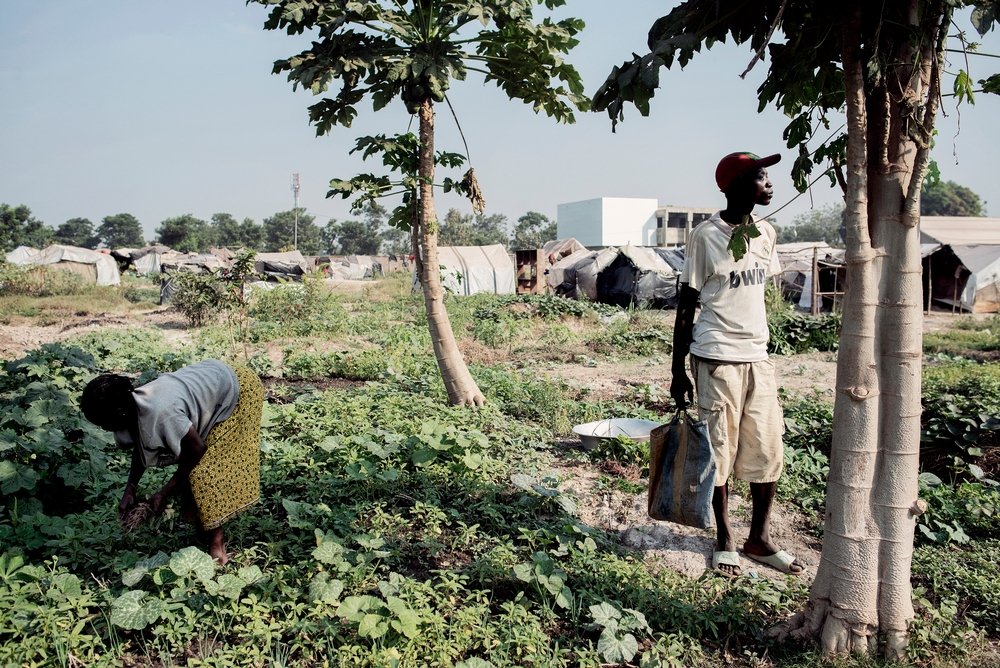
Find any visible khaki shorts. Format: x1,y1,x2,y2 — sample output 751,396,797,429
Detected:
692,356,784,486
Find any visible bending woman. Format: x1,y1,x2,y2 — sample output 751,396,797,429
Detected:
81,360,263,564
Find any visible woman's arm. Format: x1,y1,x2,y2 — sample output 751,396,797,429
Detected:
149,426,207,514
119,445,146,516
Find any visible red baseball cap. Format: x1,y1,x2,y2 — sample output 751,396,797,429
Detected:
715,152,781,192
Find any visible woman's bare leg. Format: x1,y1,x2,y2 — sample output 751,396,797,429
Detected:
207,527,227,565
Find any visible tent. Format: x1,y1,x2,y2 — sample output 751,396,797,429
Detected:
547,245,680,307
8,244,121,286
321,255,383,280
545,249,599,299
254,251,309,280
542,238,587,265
920,216,1000,313
114,245,173,276
159,252,231,304
590,246,680,308
5,246,39,264
774,242,846,311
433,245,515,295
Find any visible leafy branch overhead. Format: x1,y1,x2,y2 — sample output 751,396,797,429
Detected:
257,0,590,133
592,0,999,195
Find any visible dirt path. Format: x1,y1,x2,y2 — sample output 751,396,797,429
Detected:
0,308,193,361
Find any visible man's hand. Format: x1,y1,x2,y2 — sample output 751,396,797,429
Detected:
119,486,136,518
670,372,694,411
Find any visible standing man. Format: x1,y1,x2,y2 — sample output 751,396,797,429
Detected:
670,151,804,577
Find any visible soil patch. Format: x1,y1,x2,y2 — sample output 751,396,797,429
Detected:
555,458,822,582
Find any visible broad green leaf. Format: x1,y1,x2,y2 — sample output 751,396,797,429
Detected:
386,595,421,638
456,659,495,668
358,612,388,638
313,539,346,565
597,628,639,664
310,573,345,604
237,565,264,585
0,461,39,495
512,563,533,582
48,573,82,601
554,587,574,610
169,546,216,583
510,473,536,492
110,590,159,630
462,451,483,469
338,595,381,622
590,602,622,627
207,573,246,600
411,448,436,465
122,552,170,587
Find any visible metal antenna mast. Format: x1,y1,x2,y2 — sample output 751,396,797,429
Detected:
291,173,301,249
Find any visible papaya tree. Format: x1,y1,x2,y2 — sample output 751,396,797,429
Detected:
594,0,998,658
250,0,588,406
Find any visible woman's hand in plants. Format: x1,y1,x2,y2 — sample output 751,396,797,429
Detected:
119,486,137,517
149,488,169,515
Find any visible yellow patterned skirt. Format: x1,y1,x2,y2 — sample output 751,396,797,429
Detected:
188,365,263,530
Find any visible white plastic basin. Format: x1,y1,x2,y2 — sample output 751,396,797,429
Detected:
571,418,663,450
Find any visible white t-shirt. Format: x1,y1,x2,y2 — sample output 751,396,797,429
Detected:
115,360,239,468
679,213,781,362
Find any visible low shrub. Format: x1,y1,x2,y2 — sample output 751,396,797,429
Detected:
0,262,90,297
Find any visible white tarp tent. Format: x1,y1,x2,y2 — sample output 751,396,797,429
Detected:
920,216,1000,313
9,244,120,286
435,244,515,295
5,246,40,264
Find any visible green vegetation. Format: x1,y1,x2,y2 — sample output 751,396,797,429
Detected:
0,273,997,666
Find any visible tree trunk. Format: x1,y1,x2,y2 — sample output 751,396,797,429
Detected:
416,98,486,406
776,0,946,658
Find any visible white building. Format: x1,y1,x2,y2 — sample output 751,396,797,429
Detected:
557,197,715,247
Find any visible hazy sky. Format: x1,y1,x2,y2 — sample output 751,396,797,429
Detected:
2,2,998,240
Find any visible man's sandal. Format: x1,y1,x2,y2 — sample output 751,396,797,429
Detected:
745,549,802,575
711,550,741,577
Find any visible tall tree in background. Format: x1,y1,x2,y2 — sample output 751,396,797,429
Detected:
438,209,475,246
211,213,243,248
240,217,265,250
774,204,846,247
263,209,322,254
439,209,509,247
212,212,265,249
97,213,145,249
254,0,587,406
0,204,52,252
53,217,100,249
323,218,382,255
595,0,998,658
920,162,986,216
513,211,557,250
156,214,215,253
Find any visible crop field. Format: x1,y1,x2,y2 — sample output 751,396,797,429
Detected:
1,266,999,667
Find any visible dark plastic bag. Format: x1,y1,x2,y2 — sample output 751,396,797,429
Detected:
647,410,716,529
